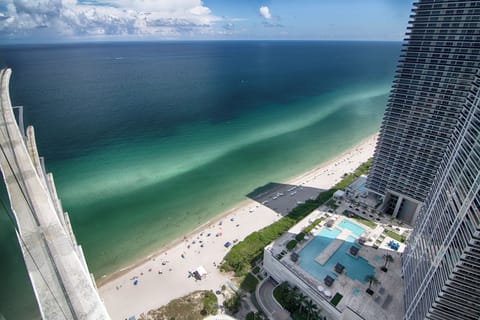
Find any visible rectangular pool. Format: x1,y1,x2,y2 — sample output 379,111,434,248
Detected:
297,227,374,284
338,219,365,237
358,183,366,192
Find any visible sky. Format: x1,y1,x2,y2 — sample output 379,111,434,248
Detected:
0,0,414,43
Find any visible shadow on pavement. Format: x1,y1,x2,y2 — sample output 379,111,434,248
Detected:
246,182,326,217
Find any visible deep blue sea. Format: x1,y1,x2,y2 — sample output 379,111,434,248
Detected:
0,41,399,318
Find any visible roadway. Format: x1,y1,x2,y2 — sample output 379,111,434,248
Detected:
257,278,291,320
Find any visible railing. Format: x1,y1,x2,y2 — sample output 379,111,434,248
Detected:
0,68,110,319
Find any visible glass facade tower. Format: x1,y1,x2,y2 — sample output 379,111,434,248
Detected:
403,72,479,320
366,0,480,224
367,1,480,319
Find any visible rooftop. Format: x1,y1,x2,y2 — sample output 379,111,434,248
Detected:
267,193,410,320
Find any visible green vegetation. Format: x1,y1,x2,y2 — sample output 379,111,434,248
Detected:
273,282,298,311
287,239,298,250
139,290,217,320
240,272,259,293
273,282,325,320
326,199,338,210
365,274,380,295
384,229,405,242
304,218,324,233
221,159,372,277
202,291,219,316
330,293,343,306
381,254,394,272
335,159,372,190
220,216,298,276
223,293,241,314
350,214,377,228
295,232,306,241
252,266,260,274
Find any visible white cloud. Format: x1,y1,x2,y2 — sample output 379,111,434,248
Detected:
0,0,221,40
259,6,271,19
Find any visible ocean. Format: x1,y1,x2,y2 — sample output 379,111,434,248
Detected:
0,41,399,318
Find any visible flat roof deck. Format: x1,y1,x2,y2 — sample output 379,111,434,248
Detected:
273,206,406,320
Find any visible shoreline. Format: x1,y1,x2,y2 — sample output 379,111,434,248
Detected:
96,199,251,287
98,133,378,319
97,133,376,287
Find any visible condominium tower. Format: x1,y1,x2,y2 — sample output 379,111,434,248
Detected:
366,0,480,224
366,0,480,319
403,71,479,320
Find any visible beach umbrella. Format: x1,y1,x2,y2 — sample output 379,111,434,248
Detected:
133,280,138,285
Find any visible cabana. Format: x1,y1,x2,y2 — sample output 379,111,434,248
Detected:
357,237,367,245
325,219,335,228
290,252,299,262
324,275,335,287
349,246,359,256
334,263,345,274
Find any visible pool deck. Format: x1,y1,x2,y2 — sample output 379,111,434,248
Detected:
270,202,408,320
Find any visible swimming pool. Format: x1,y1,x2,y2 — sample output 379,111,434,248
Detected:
358,183,366,192
299,227,341,257
298,228,374,284
338,219,365,237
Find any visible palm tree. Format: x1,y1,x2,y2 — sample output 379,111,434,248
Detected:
381,254,394,271
365,274,379,294
295,292,307,313
285,288,297,311
282,283,293,299
305,299,318,320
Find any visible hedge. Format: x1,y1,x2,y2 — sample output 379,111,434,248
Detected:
286,240,298,250
304,218,324,233
330,293,343,306
384,229,405,243
295,232,306,242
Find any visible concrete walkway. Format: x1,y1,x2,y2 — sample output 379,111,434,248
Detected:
315,239,343,265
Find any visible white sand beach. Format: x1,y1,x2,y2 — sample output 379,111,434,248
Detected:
99,134,378,320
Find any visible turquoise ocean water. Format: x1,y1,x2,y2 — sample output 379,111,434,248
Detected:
0,41,399,318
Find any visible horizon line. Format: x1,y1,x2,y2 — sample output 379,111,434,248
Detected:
0,39,403,47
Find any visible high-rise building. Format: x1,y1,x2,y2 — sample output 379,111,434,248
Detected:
366,1,480,319
402,71,479,320
366,0,480,224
